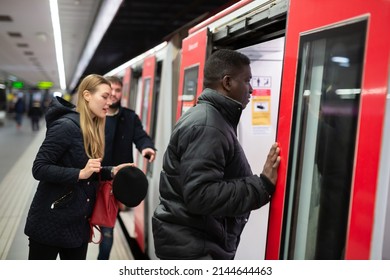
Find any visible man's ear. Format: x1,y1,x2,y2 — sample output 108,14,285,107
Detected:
221,75,232,91
83,90,91,102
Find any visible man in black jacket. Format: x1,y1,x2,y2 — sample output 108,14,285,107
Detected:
98,76,156,260
152,49,280,260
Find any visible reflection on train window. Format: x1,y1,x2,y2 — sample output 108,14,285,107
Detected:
283,20,367,259
181,65,199,115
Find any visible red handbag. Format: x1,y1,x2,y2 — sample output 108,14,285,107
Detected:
89,180,119,243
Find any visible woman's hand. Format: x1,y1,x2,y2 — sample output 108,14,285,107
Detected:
79,158,102,180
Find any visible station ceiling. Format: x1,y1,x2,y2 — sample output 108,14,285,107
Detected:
0,0,238,93
85,0,239,81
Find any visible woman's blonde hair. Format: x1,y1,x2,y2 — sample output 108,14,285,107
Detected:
76,74,110,159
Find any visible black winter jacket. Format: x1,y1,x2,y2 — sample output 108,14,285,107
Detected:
152,88,275,259
104,106,155,166
24,97,111,248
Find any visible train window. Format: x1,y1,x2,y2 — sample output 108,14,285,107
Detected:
146,60,162,177
141,78,151,129
283,20,367,259
137,77,151,172
181,65,199,115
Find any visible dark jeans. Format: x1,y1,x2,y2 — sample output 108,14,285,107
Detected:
31,117,40,131
15,113,23,126
28,238,88,260
97,226,114,260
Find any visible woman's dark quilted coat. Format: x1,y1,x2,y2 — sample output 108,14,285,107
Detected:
24,97,110,248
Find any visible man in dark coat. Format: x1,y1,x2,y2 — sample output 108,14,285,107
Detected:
152,49,280,260
97,76,156,260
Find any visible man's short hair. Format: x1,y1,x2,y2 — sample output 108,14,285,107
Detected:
203,49,250,88
105,76,123,87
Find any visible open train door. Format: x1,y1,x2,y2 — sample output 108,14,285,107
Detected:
266,0,390,259
134,55,156,253
176,28,210,120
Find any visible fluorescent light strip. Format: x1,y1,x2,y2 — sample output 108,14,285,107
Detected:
49,0,66,90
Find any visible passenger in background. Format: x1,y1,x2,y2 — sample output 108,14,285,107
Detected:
24,74,134,260
152,49,281,260
28,101,43,131
97,76,156,260
14,93,25,129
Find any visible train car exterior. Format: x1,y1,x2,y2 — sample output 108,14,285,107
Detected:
265,0,390,260
106,0,390,260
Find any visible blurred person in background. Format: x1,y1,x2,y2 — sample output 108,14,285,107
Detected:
24,74,134,260
14,93,25,129
97,75,156,260
28,101,43,131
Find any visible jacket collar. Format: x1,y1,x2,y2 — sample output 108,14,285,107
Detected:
197,88,243,128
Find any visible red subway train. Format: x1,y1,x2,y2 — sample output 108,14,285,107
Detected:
106,0,390,260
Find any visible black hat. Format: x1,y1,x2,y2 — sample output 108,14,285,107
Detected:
112,166,148,207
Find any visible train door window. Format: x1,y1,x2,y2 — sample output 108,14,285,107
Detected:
141,78,151,128
134,76,143,113
283,20,367,259
128,68,142,110
137,78,151,171
180,65,199,115
147,60,162,177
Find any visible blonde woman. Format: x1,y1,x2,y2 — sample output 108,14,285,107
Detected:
25,74,132,260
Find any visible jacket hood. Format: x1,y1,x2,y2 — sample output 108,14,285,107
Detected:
197,88,243,128
45,97,77,127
